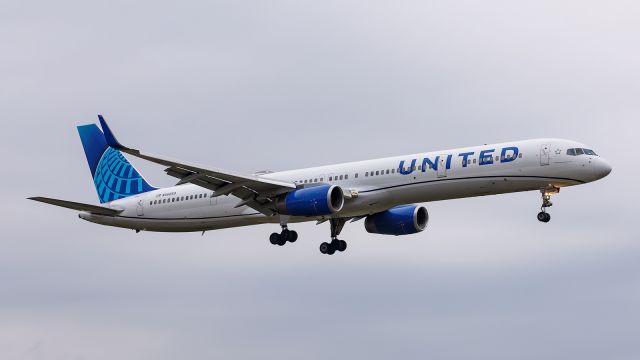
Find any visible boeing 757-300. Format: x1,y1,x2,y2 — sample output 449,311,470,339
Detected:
30,116,612,255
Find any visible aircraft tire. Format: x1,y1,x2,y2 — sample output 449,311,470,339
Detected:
338,240,347,252
537,212,547,222
269,233,280,245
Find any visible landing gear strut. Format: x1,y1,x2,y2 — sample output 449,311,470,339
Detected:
269,225,298,246
537,186,559,223
319,218,348,255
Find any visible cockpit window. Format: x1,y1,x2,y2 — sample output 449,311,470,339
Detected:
566,148,598,156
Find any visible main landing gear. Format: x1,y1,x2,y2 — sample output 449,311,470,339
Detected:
269,225,298,246
537,186,559,223
319,218,348,255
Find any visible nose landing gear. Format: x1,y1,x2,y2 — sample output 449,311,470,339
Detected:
537,186,559,223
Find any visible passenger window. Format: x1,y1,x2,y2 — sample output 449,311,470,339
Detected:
473,159,477,164
392,168,395,173
376,171,379,176
345,174,349,179
386,169,390,174
320,177,323,182
495,156,499,161
518,153,523,158
355,173,358,178
328,177,332,181
365,172,368,177
314,178,318,182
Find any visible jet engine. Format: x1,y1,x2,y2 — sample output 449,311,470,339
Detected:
276,185,344,216
364,204,428,235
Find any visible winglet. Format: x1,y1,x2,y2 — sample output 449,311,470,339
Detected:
98,115,127,150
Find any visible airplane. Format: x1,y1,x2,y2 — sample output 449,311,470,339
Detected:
30,116,612,255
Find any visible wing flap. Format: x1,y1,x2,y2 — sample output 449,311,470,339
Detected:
29,197,122,216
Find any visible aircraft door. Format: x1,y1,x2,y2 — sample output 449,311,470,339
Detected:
540,144,550,166
136,200,144,216
437,155,447,178
210,193,217,206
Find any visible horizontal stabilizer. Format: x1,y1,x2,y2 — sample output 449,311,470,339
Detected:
28,196,123,216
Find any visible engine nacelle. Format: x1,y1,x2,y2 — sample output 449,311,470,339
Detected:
364,205,428,235
276,185,344,216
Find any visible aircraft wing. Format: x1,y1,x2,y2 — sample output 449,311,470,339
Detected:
98,116,295,216
29,196,123,216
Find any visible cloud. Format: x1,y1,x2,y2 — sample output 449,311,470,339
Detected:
1,0,638,359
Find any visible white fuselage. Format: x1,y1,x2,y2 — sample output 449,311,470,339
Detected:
79,138,611,232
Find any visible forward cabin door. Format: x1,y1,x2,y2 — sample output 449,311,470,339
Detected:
540,144,551,166
437,155,447,178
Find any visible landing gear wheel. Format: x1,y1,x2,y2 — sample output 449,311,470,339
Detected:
537,212,546,222
537,212,551,223
270,226,298,246
537,186,558,223
269,233,280,245
337,240,347,252
319,218,349,255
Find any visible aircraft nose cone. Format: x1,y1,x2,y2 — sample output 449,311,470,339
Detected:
599,158,612,178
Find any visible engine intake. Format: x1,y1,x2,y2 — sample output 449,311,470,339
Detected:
276,185,344,216
364,205,428,235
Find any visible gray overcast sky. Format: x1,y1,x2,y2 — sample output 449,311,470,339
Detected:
1,1,639,359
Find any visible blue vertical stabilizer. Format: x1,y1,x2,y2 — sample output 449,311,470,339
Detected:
77,121,156,203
